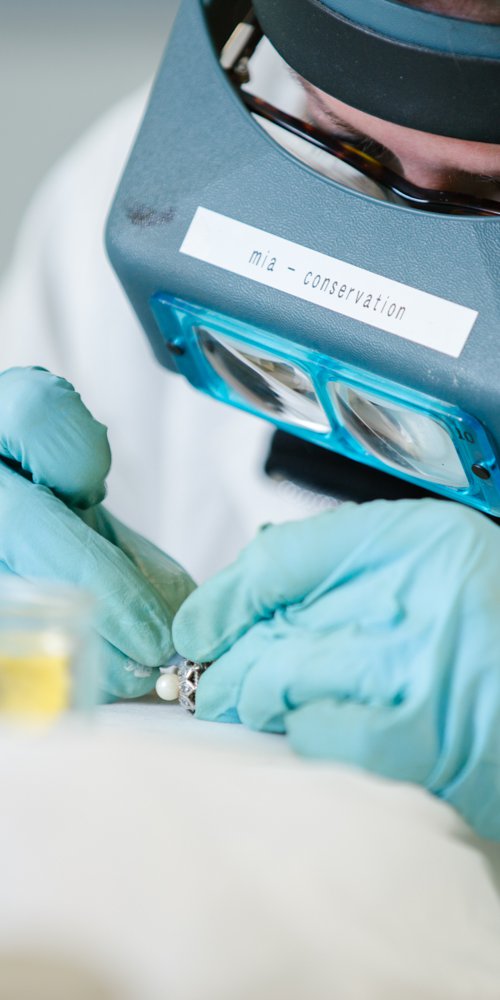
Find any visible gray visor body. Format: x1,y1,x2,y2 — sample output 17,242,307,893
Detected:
106,0,500,514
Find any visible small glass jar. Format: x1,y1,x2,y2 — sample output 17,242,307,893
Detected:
0,578,98,723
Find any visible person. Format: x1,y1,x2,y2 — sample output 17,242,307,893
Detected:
0,0,500,837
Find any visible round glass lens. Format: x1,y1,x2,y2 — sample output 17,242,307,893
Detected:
330,382,468,488
198,327,329,432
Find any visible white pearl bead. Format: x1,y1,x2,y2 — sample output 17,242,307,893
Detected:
156,672,180,702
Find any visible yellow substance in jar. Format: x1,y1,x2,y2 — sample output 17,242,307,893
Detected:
0,634,71,718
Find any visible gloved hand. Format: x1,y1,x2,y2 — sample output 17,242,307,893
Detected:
173,499,500,840
0,367,195,701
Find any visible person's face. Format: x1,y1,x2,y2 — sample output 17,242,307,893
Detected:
300,78,500,201
297,0,500,202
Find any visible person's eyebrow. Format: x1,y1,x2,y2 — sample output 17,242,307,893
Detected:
308,96,388,149
315,107,367,140
297,77,373,141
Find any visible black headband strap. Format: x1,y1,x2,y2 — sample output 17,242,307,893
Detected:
252,0,500,142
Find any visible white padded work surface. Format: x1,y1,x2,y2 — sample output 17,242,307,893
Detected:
98,693,293,753
0,703,499,1000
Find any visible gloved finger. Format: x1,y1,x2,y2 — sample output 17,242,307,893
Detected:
173,499,443,662
195,611,408,729
98,638,160,701
236,624,408,732
285,699,429,785
0,462,175,665
0,367,111,508
80,507,196,619
194,621,275,724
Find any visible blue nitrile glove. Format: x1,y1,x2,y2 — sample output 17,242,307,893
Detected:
0,367,195,700
174,499,500,840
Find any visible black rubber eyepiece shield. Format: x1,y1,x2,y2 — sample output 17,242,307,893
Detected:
252,0,500,142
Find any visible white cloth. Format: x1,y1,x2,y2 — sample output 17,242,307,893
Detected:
0,721,500,1000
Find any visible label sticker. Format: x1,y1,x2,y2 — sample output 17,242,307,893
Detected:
180,207,477,358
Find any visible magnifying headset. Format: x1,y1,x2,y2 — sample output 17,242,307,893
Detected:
107,0,500,514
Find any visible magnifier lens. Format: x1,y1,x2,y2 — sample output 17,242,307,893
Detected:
197,327,329,432
330,382,468,488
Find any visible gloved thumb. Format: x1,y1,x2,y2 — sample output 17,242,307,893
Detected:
0,367,111,509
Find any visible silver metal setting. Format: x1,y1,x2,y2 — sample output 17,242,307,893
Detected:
177,660,212,714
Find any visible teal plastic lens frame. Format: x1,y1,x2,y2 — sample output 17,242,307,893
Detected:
151,293,500,515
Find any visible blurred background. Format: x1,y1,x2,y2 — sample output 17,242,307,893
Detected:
0,0,180,276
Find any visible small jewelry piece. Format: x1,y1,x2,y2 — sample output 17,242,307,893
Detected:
155,661,212,714
177,660,212,714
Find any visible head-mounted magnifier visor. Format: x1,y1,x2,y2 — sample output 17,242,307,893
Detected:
107,0,500,517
